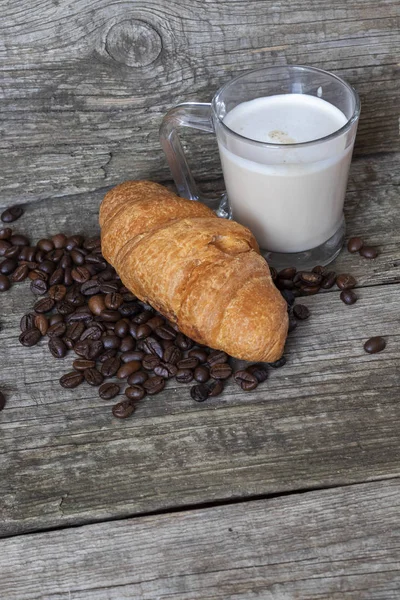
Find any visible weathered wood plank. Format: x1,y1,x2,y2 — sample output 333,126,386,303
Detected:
1,479,399,599
0,155,399,536
0,0,399,202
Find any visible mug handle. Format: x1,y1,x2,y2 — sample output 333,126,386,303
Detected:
159,102,230,218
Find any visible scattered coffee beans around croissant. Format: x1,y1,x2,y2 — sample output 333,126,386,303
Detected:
0,183,384,418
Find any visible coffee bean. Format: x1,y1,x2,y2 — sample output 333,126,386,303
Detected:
19,247,36,262
142,336,163,359
175,369,194,383
52,233,67,249
86,340,104,360
128,371,148,385
102,334,121,350
49,314,64,326
142,354,161,370
163,345,181,365
269,356,286,368
86,295,105,316
175,333,194,351
278,267,296,280
99,281,119,294
0,258,18,275
38,260,56,276
177,357,199,370
34,297,55,313
340,290,357,305
188,348,208,363
288,317,298,333
300,272,322,286
194,366,210,383
0,391,6,411
63,268,73,286
48,284,67,302
37,238,54,252
208,380,224,397
209,363,232,380
125,385,146,401
49,337,67,358
49,268,64,286
299,284,320,296
11,264,29,282
233,370,258,391
71,266,91,283
246,363,269,383
81,280,101,296
146,316,164,330
83,236,101,251
101,356,121,377
154,324,176,340
117,361,141,379
99,382,120,400
57,300,75,315
293,304,310,320
30,278,48,296
0,228,12,240
119,302,141,317
143,376,165,395
270,266,278,281
136,324,152,339
0,274,11,292
48,248,64,263
4,244,20,260
114,319,128,338
99,309,120,322
364,336,386,354
29,269,48,282
112,399,135,418
0,240,11,256
104,292,123,310
312,265,325,275
336,274,356,290
347,237,363,253
67,308,92,324
60,371,84,389
276,278,294,291
73,340,91,358
73,359,96,371
60,255,72,270
19,328,42,347
66,235,84,251
190,384,209,402
65,322,84,340
97,348,117,363
121,350,145,363
10,234,29,247
320,271,336,289
360,246,378,259
207,350,228,367
1,205,23,223
84,368,104,386
20,313,36,332
119,336,135,352
154,363,177,378
70,249,86,266
133,311,152,325
34,314,49,336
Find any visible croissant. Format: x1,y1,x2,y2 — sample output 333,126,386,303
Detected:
100,181,288,362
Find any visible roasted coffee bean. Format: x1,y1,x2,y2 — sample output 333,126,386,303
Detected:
1,205,23,223
210,363,232,380
299,284,320,296
66,235,84,251
70,249,85,266
49,313,64,326
19,246,36,262
67,308,92,324
36,238,54,252
11,264,29,282
288,317,298,333
121,350,145,363
46,322,66,338
177,357,199,370
10,234,29,246
154,362,177,378
0,391,6,411
81,279,101,296
136,323,152,340
142,354,161,371
19,328,42,347
276,278,294,291
114,319,129,338
246,363,268,383
60,254,72,270
312,265,325,275
30,278,48,295
143,376,165,395
269,356,287,368
0,240,11,256
117,361,141,379
97,348,117,363
293,304,310,320
73,359,96,371
336,274,356,290
60,371,84,389
101,357,121,378
300,271,322,286
33,250,46,264
49,268,64,286
20,313,36,332
147,316,164,330
125,385,146,401
188,348,208,363
119,336,135,352
29,269,47,282
190,384,209,402
34,297,55,313
57,300,75,315
142,336,163,358
0,273,11,292
347,236,363,253
112,399,135,419
38,260,56,275
278,267,296,280
64,337,74,350
65,323,84,343
73,340,91,358
99,309,120,322
320,271,336,289
78,326,101,342
48,248,64,263
119,302,141,317
132,310,152,325
0,258,17,275
207,350,228,367
208,380,224,397
48,284,67,302
4,245,20,262
49,337,67,358
175,333,194,351
0,227,12,240
84,367,104,386
360,246,378,259
34,314,48,336
155,324,176,340
99,281,119,294
163,345,181,365
281,289,296,306
99,382,120,400
175,369,194,383
86,340,104,360
65,286,85,305
101,334,120,350
194,366,210,383
270,266,278,281
71,266,91,283
87,295,106,316
340,289,357,305
63,267,73,287
364,336,386,354
83,236,101,251
122,292,136,302
52,233,67,249
234,370,258,391
128,371,148,386
104,292,123,310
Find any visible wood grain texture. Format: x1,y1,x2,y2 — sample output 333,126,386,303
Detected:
1,479,399,599
0,0,399,202
0,154,399,536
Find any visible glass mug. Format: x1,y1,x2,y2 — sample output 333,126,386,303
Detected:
160,65,360,268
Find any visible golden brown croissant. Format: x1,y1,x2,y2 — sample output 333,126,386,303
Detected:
100,181,288,362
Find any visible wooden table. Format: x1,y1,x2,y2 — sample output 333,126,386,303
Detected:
1,1,399,598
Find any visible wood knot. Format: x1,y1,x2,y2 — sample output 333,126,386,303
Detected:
105,19,162,68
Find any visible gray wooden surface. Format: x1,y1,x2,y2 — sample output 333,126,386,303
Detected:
1,479,399,599
1,154,399,541
0,0,399,203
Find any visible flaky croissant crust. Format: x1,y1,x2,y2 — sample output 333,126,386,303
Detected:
100,181,288,362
